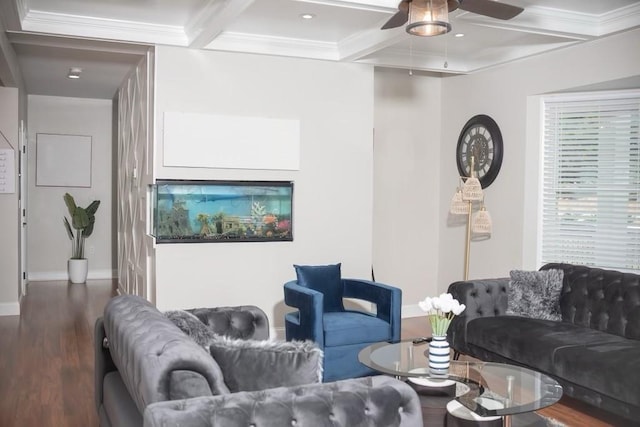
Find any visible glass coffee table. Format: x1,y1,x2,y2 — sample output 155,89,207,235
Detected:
359,340,563,427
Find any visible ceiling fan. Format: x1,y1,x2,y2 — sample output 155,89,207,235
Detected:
382,0,524,36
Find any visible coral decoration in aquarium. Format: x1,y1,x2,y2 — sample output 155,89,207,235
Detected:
152,180,293,243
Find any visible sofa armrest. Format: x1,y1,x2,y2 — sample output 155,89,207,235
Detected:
343,279,402,341
103,295,230,412
284,280,325,346
143,376,423,427
446,278,509,354
94,317,117,413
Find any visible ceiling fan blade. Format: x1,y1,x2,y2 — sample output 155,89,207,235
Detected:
458,0,524,20
381,1,410,30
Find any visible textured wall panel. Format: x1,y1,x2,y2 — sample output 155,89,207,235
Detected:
117,50,155,300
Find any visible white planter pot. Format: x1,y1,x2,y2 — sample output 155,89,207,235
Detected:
68,258,88,284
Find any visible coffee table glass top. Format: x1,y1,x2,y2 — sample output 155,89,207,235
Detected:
358,340,563,418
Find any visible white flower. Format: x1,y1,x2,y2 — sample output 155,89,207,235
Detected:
453,303,466,316
439,293,454,302
440,300,452,313
418,297,433,313
419,293,466,336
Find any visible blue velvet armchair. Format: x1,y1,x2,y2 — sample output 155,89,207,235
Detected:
284,264,402,382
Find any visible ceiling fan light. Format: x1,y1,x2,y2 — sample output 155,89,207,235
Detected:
406,0,451,37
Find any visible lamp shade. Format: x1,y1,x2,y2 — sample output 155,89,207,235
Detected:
462,177,483,201
450,188,468,215
406,0,451,37
472,207,492,235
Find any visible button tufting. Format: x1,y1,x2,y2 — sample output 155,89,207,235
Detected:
291,419,297,425
398,406,404,413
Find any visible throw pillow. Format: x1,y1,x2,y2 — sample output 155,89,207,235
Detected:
165,309,218,347
294,263,343,312
507,269,564,321
209,337,323,392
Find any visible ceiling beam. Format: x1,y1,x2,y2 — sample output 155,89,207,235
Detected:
457,2,640,41
293,0,396,13
7,31,151,55
338,25,406,61
185,0,255,49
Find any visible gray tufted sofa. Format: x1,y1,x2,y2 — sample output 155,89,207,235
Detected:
95,294,423,427
447,263,640,422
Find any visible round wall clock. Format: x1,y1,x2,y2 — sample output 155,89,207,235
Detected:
456,114,503,188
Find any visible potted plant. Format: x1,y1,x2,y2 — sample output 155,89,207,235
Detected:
63,193,100,283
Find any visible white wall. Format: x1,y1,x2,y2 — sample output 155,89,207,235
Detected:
373,68,442,315
153,47,374,331
437,28,640,290
0,86,19,315
27,95,114,280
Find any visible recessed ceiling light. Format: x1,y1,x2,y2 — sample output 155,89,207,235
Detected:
454,33,465,38
67,67,83,79
300,13,315,20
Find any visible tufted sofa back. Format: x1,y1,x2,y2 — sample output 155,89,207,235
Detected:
540,263,640,340
186,306,269,340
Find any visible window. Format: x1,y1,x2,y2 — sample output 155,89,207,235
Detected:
541,90,640,272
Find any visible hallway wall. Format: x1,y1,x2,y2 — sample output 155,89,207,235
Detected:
27,95,114,280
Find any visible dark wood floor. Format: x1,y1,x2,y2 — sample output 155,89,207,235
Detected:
0,282,634,427
0,280,117,427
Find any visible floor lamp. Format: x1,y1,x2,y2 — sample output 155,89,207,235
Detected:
449,159,492,280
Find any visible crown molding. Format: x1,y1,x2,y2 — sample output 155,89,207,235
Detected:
21,10,187,46
357,47,468,74
186,0,255,49
205,31,339,60
599,2,640,36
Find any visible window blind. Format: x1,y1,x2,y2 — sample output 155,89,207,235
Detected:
541,91,640,272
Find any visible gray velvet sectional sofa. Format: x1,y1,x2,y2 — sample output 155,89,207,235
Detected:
95,294,423,427
447,263,640,422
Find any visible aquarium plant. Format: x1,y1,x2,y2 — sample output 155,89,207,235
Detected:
196,213,211,235
63,193,100,259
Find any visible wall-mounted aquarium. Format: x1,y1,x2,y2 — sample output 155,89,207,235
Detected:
151,180,293,243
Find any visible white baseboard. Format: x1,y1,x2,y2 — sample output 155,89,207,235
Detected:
28,269,117,282
0,302,20,316
402,304,425,318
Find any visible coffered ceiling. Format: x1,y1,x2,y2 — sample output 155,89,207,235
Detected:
1,0,639,98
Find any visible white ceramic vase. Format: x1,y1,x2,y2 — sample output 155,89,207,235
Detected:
428,335,450,374
68,259,88,284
